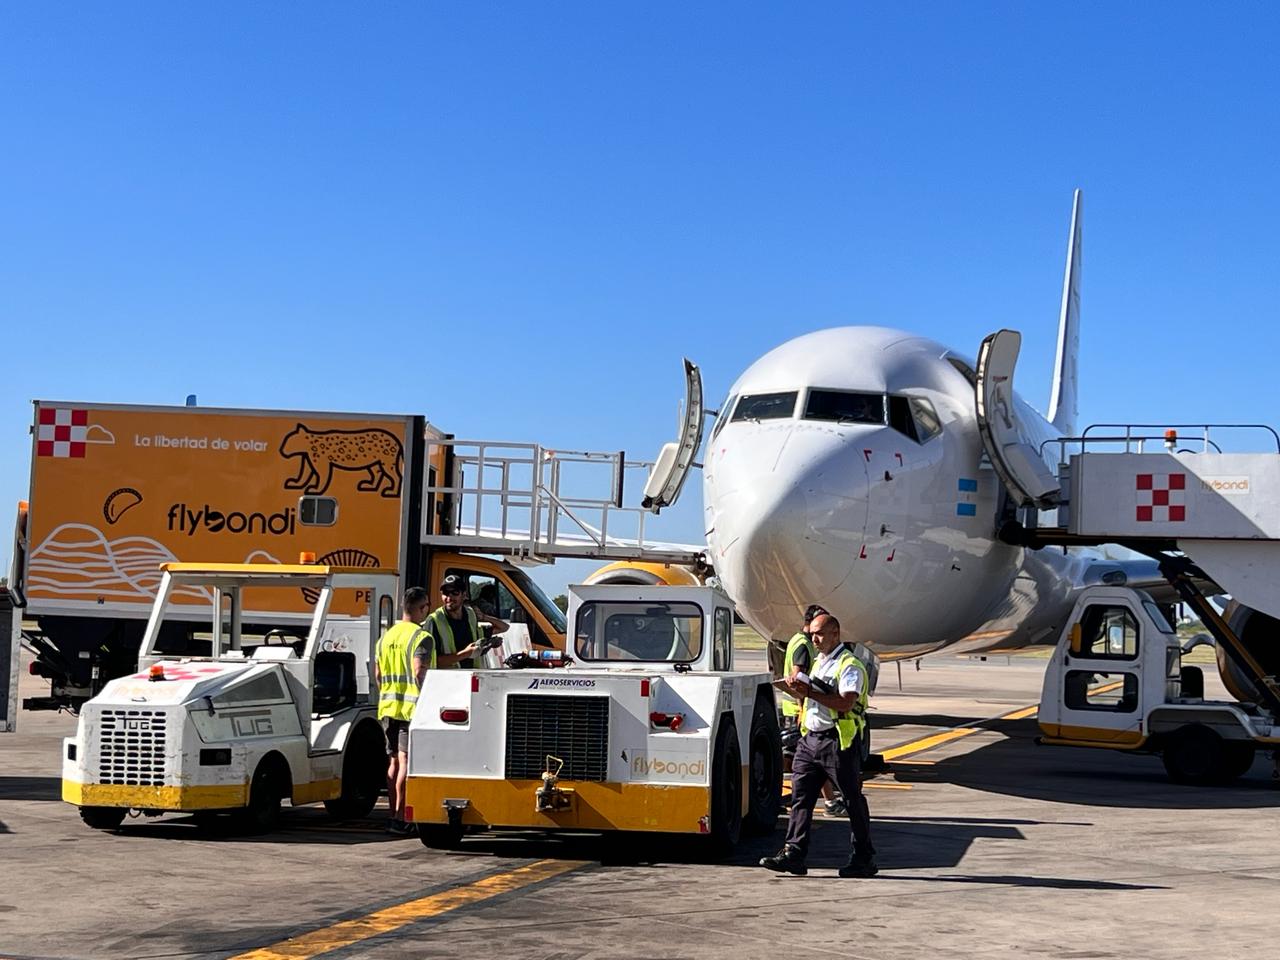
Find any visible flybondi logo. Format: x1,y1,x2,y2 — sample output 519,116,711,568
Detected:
632,755,706,779
167,503,297,536
1200,476,1251,496
526,677,596,689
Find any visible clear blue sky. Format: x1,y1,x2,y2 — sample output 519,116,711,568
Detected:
3,4,1278,594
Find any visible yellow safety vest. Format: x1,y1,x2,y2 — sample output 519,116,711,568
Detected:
799,646,869,751
425,606,481,668
376,621,432,721
781,632,815,718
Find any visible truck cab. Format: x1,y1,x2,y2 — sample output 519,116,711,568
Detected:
63,563,398,831
1038,585,1276,784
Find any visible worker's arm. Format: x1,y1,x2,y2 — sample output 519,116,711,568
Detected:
412,649,430,687
434,641,479,668
475,609,509,635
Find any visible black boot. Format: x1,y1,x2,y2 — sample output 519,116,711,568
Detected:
759,845,808,875
838,854,878,878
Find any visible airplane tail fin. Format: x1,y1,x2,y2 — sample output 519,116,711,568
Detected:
1047,189,1082,436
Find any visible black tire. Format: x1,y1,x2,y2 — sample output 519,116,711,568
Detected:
79,806,127,831
1217,742,1257,782
707,717,743,858
240,757,287,833
418,823,464,850
743,694,782,836
1162,725,1224,785
325,723,385,820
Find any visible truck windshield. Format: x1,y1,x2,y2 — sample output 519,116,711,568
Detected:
504,565,567,634
574,600,703,662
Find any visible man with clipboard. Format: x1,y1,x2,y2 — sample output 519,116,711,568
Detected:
760,613,877,878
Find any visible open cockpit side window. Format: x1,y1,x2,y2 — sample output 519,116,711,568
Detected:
888,395,943,443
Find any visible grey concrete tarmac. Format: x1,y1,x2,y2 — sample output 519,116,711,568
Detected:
2,650,1277,960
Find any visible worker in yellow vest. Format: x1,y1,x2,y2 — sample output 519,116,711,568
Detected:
781,605,843,814
374,586,433,835
761,612,877,878
424,573,509,668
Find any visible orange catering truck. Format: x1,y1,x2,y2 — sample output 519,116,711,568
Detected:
7,401,573,717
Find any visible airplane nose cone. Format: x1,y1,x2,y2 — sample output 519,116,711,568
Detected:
706,425,869,640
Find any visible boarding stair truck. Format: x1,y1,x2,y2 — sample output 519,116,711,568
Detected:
1036,585,1277,784
403,582,782,856
62,562,399,830
10,385,708,722
972,328,1280,784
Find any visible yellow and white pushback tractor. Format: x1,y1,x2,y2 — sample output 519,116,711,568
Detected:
404,583,783,854
62,563,398,831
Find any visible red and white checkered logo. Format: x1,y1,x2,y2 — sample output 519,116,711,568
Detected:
36,407,89,458
1136,473,1186,522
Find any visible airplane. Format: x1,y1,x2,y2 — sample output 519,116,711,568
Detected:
701,190,1149,661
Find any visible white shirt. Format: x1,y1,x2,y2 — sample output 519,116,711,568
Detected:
802,644,863,732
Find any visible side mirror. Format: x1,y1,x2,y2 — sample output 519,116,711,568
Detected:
1068,624,1083,656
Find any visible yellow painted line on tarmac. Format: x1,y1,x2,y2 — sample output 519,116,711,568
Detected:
228,858,586,960
880,692,1059,764
881,726,980,761
864,781,913,790
999,704,1040,721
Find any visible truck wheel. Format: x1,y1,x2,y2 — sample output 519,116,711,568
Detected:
240,758,287,833
325,723,385,821
1162,725,1223,785
743,696,782,836
79,806,127,831
706,718,743,858
418,824,464,850
1217,742,1257,783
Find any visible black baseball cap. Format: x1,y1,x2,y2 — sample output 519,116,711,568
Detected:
440,574,465,592
803,604,828,623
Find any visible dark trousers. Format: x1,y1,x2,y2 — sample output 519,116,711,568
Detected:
784,730,875,861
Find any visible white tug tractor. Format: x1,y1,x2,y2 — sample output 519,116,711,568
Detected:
62,563,399,831
404,583,782,854
1038,585,1278,784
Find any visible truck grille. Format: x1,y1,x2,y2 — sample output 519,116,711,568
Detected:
97,709,170,786
505,695,609,782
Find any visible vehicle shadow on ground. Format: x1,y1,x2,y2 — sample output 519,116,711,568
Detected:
0,775,61,801
109,806,409,845
883,715,1280,810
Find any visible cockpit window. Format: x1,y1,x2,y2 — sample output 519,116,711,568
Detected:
908,397,942,442
731,392,797,422
946,356,977,387
804,390,885,424
888,395,943,443
711,393,737,440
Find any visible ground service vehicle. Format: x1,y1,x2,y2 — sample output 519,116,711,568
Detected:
8,401,614,718
62,563,398,830
1038,585,1279,784
404,583,781,854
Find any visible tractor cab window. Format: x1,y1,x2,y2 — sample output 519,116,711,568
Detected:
574,601,704,663
713,607,732,671
1078,605,1140,660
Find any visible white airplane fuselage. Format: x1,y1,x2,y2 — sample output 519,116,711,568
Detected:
704,326,1091,658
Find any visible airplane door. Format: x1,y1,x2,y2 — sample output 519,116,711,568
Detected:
642,358,704,511
975,329,1061,508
